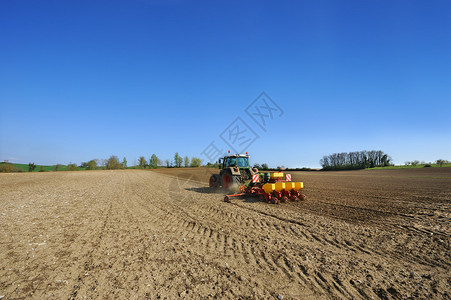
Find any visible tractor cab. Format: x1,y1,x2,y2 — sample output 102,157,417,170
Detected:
220,155,250,169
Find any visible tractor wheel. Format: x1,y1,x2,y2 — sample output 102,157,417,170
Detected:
222,171,233,190
209,174,220,188
222,171,240,190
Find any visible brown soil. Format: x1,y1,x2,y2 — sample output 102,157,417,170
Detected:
0,168,449,299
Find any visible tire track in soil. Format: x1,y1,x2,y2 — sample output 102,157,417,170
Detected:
117,173,264,298
121,173,328,298
146,171,450,299
2,170,448,299
129,172,384,299
232,194,450,271
68,173,118,300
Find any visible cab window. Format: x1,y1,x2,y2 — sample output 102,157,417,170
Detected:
226,157,237,167
237,157,249,167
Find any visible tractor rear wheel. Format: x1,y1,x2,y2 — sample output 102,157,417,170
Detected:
209,174,220,188
222,171,240,190
222,171,233,189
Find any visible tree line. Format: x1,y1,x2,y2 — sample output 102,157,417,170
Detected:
85,153,202,170
82,153,203,170
166,152,202,168
405,159,450,167
0,152,204,173
320,150,392,170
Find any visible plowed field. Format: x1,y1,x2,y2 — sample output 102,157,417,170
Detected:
1,168,450,299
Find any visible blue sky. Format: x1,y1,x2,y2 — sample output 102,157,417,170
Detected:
1,0,450,168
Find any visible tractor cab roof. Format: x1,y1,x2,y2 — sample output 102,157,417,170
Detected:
222,154,249,159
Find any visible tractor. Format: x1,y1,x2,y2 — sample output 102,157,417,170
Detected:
209,152,306,203
209,152,257,190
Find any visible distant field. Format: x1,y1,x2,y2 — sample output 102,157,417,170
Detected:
368,163,451,170
0,162,171,172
